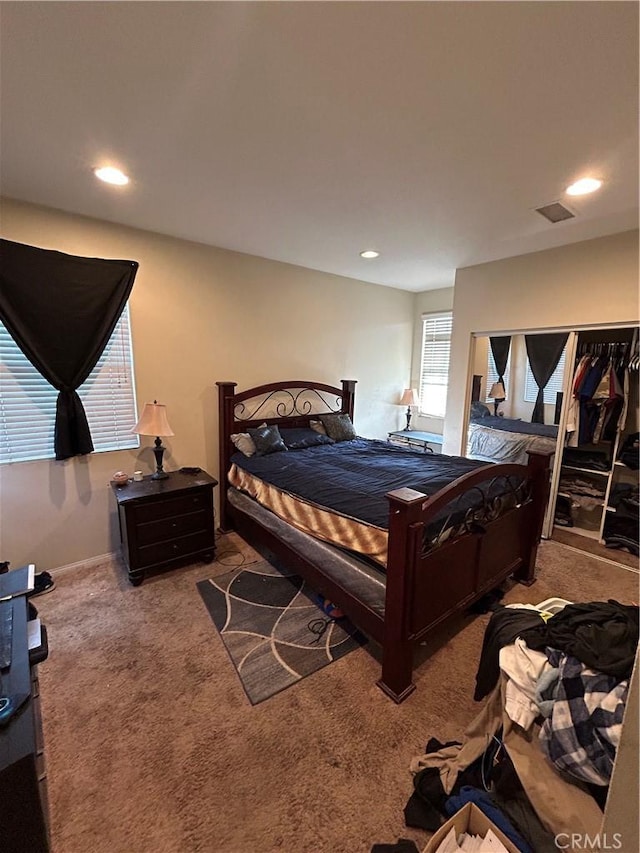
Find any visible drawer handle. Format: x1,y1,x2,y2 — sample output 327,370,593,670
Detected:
173,544,179,551
193,497,201,504
171,522,177,528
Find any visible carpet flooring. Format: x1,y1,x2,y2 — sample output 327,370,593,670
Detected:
34,535,639,853
196,560,366,704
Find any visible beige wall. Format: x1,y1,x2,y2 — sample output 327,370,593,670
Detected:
445,230,640,454
0,198,414,568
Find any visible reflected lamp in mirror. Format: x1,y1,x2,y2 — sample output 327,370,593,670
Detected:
488,381,506,416
131,400,174,479
399,388,420,431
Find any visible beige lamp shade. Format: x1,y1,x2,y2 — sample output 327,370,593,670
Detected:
399,388,420,406
488,381,506,400
131,401,174,437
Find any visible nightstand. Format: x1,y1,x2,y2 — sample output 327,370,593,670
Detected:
111,471,217,585
387,429,443,453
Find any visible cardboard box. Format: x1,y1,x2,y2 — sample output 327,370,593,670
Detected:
422,802,520,853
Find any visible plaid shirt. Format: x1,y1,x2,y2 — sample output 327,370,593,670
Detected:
539,649,628,786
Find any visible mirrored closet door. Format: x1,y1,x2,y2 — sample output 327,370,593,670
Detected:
467,325,639,568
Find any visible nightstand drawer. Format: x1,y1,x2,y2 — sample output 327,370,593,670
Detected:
136,510,209,546
132,491,210,524
137,530,215,569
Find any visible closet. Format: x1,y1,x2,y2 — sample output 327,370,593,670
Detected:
549,326,639,556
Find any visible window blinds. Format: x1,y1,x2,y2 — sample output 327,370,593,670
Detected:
0,306,139,463
419,313,453,418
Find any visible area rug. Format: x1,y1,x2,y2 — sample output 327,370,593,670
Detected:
196,560,367,704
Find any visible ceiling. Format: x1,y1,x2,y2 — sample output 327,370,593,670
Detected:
1,2,638,292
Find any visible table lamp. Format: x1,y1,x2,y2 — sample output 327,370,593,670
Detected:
488,381,506,416
131,400,174,479
399,388,420,431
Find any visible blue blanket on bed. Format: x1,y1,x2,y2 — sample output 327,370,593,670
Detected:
472,415,558,438
232,438,514,530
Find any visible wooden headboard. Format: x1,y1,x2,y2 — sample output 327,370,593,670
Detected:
216,379,356,530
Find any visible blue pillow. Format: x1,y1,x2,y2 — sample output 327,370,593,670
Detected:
279,427,335,450
247,424,288,456
470,401,491,420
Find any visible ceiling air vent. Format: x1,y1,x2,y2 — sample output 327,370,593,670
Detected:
535,201,576,223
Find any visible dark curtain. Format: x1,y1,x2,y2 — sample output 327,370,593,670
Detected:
0,239,138,460
489,335,511,388
525,332,569,423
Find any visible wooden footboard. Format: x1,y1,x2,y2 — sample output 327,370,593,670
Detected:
379,451,550,701
216,379,551,703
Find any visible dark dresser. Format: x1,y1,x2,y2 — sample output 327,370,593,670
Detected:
111,470,217,585
0,587,50,853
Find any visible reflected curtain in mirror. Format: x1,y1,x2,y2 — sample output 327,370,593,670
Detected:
525,332,569,423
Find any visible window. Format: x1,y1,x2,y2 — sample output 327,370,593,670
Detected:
418,313,452,418
486,349,511,403
0,306,139,463
524,345,567,404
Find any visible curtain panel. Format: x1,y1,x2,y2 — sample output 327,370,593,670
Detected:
0,239,138,460
489,336,511,387
525,332,569,423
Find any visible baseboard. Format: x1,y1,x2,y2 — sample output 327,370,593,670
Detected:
50,552,117,575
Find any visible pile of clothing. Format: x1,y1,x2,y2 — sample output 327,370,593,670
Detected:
474,600,638,787
405,600,638,852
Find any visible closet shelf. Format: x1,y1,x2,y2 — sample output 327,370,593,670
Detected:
560,464,610,476
567,526,602,541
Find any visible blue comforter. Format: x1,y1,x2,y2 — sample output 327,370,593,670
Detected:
471,415,558,438
232,438,510,530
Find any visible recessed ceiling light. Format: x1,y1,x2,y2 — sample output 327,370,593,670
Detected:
360,250,380,259
94,166,129,186
566,177,602,196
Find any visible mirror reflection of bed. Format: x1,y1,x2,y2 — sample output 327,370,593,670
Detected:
466,334,561,467
467,328,639,572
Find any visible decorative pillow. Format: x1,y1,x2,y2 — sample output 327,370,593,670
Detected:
319,412,357,442
247,424,288,457
279,427,335,450
309,419,328,435
230,422,267,457
230,432,257,457
470,401,491,420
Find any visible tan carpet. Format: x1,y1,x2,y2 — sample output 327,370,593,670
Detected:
34,535,639,853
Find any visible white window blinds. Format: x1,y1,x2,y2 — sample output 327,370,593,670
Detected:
419,313,452,418
0,306,139,463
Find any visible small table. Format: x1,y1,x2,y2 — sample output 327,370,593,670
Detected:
387,430,443,453
111,470,217,585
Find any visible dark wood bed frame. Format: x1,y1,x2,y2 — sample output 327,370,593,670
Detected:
217,379,551,703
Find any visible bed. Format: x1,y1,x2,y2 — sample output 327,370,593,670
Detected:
217,379,551,702
467,403,559,465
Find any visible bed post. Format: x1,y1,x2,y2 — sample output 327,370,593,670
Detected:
341,379,357,420
216,381,237,533
514,450,552,585
377,487,427,703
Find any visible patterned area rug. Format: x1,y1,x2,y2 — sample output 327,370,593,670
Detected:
196,560,367,704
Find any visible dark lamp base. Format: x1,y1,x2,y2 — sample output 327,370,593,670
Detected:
152,437,169,479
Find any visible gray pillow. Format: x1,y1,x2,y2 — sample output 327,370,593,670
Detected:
230,422,267,457
247,424,288,456
470,401,491,420
318,413,357,442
